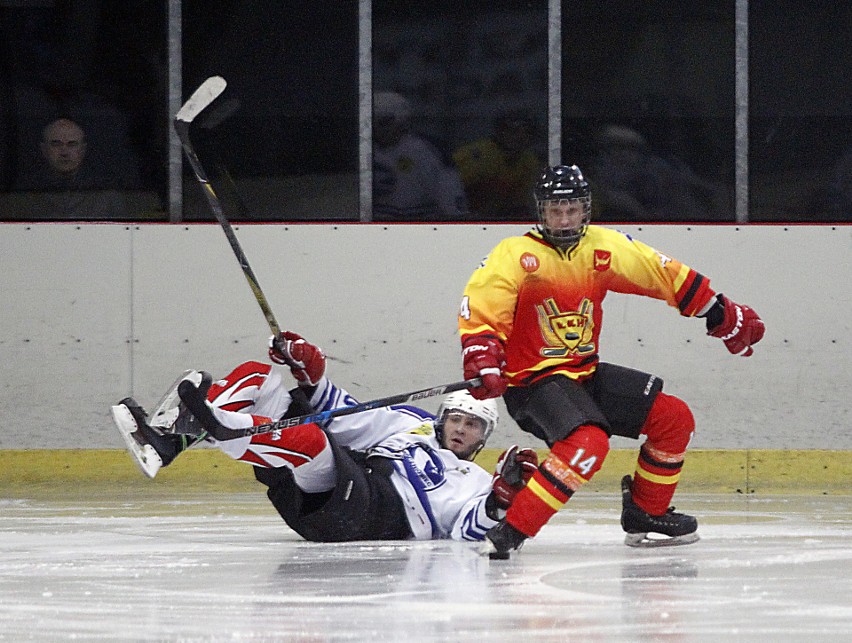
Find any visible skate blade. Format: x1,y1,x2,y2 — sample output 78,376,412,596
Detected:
111,404,163,479
624,531,700,548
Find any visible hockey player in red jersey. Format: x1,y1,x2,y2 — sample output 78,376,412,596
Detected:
458,164,765,558
111,332,537,543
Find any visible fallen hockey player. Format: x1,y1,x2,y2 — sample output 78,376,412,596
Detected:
111,331,538,543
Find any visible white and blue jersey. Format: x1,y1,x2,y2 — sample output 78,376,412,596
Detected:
309,377,498,541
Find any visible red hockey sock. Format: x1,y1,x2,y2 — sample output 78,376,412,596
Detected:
633,393,694,515
506,424,609,537
207,361,273,411
237,422,328,468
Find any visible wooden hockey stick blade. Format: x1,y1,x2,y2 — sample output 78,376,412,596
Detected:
178,376,483,441
175,76,227,123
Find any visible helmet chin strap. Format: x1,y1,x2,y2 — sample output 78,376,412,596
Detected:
444,439,485,462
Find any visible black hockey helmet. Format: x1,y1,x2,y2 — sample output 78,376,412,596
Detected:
534,164,592,250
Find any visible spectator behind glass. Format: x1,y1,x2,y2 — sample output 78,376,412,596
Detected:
587,124,726,222
372,91,468,221
15,117,129,219
453,114,543,220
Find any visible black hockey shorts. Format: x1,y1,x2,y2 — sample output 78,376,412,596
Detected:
504,362,663,446
253,433,412,542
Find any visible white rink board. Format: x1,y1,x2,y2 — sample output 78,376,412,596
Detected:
0,222,849,450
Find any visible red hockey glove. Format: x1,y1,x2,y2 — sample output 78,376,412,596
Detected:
462,336,508,400
491,445,539,508
707,294,765,357
268,331,326,386
486,445,539,520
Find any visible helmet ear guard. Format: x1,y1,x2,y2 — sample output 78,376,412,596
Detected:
534,164,592,250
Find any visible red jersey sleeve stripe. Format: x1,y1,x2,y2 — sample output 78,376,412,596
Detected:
461,331,503,347
676,271,712,316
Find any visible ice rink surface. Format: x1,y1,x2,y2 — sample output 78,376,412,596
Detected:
1,490,850,642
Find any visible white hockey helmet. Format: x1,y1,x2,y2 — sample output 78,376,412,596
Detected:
434,390,499,459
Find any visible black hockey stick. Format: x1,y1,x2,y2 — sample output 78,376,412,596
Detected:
197,97,254,218
177,375,483,441
174,76,281,337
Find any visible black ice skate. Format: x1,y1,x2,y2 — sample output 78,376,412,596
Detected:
110,372,211,479
481,520,528,560
621,475,699,548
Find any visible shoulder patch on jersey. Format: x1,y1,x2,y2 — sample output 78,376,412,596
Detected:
520,252,540,273
593,249,611,271
407,423,434,437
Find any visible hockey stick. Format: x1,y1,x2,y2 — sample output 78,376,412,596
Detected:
196,98,254,218
174,76,281,337
177,376,483,441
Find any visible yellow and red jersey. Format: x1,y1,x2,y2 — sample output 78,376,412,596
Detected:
458,226,715,386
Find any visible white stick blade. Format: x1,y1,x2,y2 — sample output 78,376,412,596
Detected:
175,76,227,123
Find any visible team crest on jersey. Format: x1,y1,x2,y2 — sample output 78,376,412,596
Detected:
520,252,540,273
404,445,447,489
536,297,595,357
594,249,611,272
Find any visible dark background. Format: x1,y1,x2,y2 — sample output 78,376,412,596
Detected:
0,0,849,221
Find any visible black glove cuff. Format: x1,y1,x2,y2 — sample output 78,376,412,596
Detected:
703,293,725,331
485,492,504,521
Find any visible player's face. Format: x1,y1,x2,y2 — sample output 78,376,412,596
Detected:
42,121,86,175
441,411,487,459
542,199,585,233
